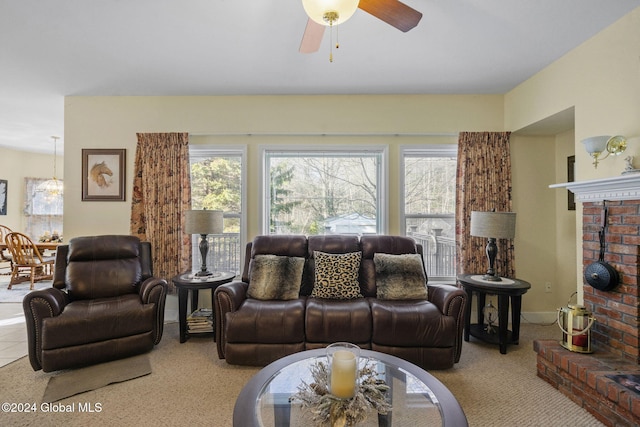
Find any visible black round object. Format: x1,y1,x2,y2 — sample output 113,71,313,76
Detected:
584,261,619,291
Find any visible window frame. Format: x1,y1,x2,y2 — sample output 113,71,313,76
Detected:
188,144,247,274
260,145,389,235
400,144,457,282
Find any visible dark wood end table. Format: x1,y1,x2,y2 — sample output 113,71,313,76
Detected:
457,273,531,354
172,271,235,343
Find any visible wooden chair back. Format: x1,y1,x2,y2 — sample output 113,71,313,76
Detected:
0,224,11,241
5,232,47,265
0,225,13,273
4,232,54,289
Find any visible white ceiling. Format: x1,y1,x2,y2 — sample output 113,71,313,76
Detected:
1,0,638,154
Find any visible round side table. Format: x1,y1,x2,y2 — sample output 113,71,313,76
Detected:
457,274,531,354
172,271,235,343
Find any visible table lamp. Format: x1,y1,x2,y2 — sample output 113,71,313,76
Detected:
470,211,516,281
185,209,224,277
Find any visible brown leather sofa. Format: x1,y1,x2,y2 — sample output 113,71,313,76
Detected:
22,235,168,372
215,234,466,370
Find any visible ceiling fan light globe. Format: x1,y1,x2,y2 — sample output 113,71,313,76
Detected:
302,0,360,26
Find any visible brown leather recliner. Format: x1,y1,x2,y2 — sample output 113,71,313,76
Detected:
215,234,467,370
22,235,168,372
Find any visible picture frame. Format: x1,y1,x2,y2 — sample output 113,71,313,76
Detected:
82,149,126,201
0,179,7,215
567,155,575,211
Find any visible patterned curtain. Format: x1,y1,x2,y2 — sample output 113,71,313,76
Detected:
130,133,191,290
455,132,515,278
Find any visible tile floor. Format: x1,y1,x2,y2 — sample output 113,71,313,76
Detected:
0,302,27,368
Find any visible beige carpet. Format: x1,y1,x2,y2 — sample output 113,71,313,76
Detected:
0,321,603,426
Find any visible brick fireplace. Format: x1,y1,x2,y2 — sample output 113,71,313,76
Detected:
538,175,640,426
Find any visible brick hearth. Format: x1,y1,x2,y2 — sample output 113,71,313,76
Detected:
540,176,640,426
535,340,640,426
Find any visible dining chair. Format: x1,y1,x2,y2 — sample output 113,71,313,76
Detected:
4,231,55,290
0,224,13,275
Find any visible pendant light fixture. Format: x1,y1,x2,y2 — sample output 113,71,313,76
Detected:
36,136,64,198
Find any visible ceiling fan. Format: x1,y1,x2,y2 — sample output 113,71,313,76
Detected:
300,0,423,54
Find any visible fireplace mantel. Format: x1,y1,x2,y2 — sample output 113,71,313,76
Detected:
550,173,640,202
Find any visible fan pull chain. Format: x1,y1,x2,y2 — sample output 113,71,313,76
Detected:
329,23,334,62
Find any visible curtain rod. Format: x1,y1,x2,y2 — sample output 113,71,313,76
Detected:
189,132,458,138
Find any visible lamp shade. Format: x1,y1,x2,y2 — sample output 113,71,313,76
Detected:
470,211,516,240
302,0,360,26
581,135,610,155
184,210,223,235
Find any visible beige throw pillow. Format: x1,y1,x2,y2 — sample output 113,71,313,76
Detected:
374,253,428,300
247,255,305,300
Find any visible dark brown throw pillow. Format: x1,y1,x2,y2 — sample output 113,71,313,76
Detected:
247,255,305,300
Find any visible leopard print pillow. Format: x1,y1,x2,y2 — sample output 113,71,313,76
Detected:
311,251,363,299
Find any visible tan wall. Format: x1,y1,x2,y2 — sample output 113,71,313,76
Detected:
0,147,63,231
510,135,558,313
63,94,504,240
505,7,640,305
58,8,640,316
554,130,578,304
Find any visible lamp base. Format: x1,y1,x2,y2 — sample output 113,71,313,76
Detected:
482,274,502,282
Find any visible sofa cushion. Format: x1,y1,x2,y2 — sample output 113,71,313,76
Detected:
305,297,372,344
225,298,306,343
370,299,456,347
302,235,361,296
311,251,363,299
41,294,154,349
247,255,305,300
374,253,428,300
360,235,420,297
65,235,142,300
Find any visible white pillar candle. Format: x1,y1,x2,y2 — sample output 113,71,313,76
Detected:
330,349,357,398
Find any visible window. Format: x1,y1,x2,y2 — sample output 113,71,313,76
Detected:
24,178,63,241
402,146,457,280
189,146,245,275
263,147,387,235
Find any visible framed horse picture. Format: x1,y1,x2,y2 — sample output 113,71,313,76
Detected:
82,149,126,201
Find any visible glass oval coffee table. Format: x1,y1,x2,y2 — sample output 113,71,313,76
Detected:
234,348,467,427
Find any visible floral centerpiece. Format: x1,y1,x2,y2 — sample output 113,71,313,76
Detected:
39,231,63,243
291,359,391,427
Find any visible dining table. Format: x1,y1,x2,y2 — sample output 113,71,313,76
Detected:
0,241,61,253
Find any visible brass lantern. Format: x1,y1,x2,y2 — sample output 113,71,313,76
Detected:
557,304,595,353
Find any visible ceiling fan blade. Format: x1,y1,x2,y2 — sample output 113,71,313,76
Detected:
299,18,325,53
358,0,423,32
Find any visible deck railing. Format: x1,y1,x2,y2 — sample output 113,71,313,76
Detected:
409,231,457,279
193,230,457,279
191,233,242,275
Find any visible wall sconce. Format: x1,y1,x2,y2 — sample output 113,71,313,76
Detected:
582,135,627,168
